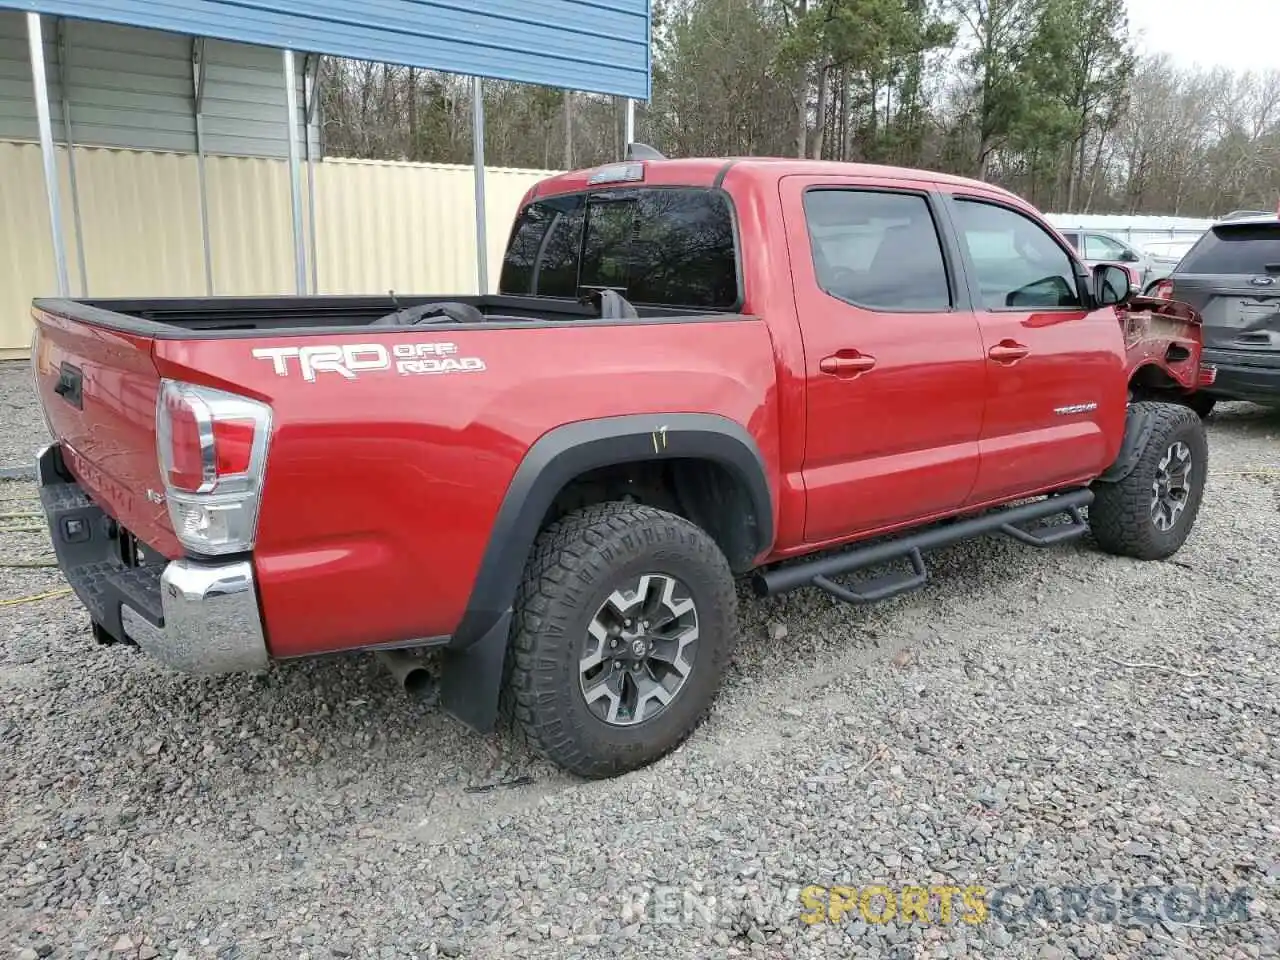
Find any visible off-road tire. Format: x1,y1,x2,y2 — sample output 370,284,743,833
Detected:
1090,402,1208,561
507,502,738,779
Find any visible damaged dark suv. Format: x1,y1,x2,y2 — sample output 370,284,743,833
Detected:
1154,215,1280,413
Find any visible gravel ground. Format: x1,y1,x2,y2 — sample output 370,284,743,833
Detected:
0,359,42,476
2,358,1278,960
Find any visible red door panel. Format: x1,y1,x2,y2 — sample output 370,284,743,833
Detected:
944,193,1128,504
780,175,987,544
973,309,1126,500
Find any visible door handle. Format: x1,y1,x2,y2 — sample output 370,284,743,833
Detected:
988,340,1030,363
820,352,877,376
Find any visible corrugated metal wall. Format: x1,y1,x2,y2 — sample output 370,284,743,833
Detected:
0,142,555,355
0,10,317,157
4,0,651,100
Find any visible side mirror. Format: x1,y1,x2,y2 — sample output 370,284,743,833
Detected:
1093,263,1135,306
1120,249,1141,263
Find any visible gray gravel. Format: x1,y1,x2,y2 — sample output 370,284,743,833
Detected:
0,358,42,477
2,358,1278,960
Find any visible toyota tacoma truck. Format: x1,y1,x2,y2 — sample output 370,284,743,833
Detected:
30,152,1213,779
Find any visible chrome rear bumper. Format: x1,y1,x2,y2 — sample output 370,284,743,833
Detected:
37,443,269,674
120,559,268,674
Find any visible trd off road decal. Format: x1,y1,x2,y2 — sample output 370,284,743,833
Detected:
251,342,486,382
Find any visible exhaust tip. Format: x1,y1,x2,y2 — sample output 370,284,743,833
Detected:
401,665,438,701
375,650,440,704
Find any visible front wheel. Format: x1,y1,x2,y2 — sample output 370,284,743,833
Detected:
1090,402,1208,561
507,502,738,779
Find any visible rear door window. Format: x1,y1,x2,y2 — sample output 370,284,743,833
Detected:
802,189,952,311
499,188,740,310
1177,224,1280,275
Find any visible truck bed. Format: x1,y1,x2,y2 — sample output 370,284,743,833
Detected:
34,294,718,337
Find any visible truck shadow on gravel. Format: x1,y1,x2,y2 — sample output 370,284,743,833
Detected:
126,529,1086,789
20,528,1059,830
21,634,560,813
725,526,1092,684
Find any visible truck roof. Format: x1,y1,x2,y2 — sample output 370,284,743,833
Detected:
527,156,1023,205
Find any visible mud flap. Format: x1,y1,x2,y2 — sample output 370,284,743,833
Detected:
438,611,512,734
1097,402,1161,484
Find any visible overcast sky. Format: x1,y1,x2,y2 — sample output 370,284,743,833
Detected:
1127,0,1280,72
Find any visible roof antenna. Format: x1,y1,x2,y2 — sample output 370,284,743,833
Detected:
625,142,666,161
388,288,400,310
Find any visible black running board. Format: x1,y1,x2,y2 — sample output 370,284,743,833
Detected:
752,489,1093,603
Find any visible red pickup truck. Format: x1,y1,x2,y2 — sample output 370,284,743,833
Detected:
31,153,1212,778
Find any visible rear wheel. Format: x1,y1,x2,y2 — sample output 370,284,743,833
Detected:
507,502,738,779
1090,402,1208,560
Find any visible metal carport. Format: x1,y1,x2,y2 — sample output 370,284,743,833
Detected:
0,0,651,299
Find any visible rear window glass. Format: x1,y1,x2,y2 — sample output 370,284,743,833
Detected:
499,188,739,310
498,195,583,299
1178,223,1280,275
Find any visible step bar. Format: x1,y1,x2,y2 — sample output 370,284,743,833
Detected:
752,489,1093,604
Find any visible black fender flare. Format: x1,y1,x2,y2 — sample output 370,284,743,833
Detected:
437,413,773,735
1097,401,1162,484
452,412,773,650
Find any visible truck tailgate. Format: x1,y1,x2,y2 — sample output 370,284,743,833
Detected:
31,307,180,558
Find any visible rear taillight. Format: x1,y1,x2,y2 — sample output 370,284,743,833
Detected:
213,420,256,475
1152,279,1175,300
156,380,272,556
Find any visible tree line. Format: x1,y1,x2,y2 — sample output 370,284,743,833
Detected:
319,0,1280,217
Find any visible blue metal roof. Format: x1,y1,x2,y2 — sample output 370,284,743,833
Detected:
0,0,651,99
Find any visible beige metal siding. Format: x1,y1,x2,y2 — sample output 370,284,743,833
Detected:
312,158,542,296
73,145,207,296
0,140,555,354
1,142,76,350
207,153,297,295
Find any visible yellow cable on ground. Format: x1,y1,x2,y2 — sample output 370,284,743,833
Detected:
0,587,72,607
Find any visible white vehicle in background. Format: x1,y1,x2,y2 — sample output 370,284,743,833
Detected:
1140,236,1203,293
1057,228,1156,289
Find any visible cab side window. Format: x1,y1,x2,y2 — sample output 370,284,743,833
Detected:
803,189,952,311
952,199,1083,310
